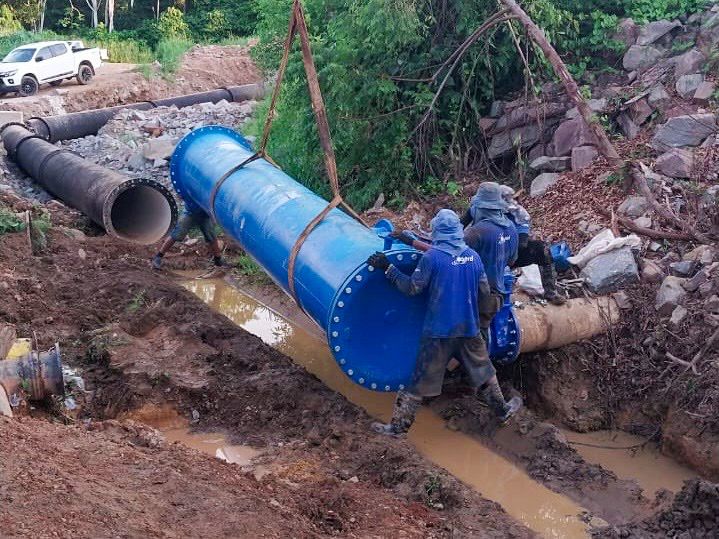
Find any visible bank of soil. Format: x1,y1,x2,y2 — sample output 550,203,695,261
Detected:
0,44,262,117
0,196,531,538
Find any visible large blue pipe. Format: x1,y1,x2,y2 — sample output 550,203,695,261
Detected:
170,126,520,391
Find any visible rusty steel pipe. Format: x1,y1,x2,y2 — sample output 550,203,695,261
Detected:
26,84,264,143
0,344,64,402
516,297,619,353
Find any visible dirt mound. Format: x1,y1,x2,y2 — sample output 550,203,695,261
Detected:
0,416,437,538
596,480,719,538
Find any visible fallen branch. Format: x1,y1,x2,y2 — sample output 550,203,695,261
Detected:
632,166,712,244
597,208,692,240
499,0,621,165
666,327,719,375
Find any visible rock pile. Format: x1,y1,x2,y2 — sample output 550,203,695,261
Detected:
63,99,256,193
480,4,719,200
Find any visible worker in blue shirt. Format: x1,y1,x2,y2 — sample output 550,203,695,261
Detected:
500,185,566,305
367,209,522,437
461,182,519,335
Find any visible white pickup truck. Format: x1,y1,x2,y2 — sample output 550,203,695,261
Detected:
0,40,103,97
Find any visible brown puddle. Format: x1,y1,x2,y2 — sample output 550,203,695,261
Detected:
183,278,590,538
125,404,260,466
562,429,697,496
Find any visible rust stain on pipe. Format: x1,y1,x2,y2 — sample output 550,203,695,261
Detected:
0,344,64,402
516,297,619,354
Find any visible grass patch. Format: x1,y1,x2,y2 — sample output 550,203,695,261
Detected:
91,38,154,64
233,253,271,284
0,205,24,235
156,38,193,78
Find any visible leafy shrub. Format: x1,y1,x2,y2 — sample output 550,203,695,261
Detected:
155,37,192,77
158,7,189,40
0,5,21,35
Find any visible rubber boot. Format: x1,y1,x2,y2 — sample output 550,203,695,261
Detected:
481,378,522,424
371,391,422,437
539,261,566,305
151,253,163,270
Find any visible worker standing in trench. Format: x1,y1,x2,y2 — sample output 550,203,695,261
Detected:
151,207,225,271
498,185,566,305
367,209,522,437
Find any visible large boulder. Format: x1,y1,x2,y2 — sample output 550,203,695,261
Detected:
571,146,598,171
676,74,704,98
529,156,570,172
694,81,716,104
487,124,543,159
656,275,687,315
614,18,639,47
580,246,639,294
551,117,598,157
142,136,177,161
628,98,653,125
637,19,681,45
674,48,706,77
530,173,561,198
618,195,649,218
655,148,694,178
616,113,640,139
648,84,671,109
652,113,717,150
623,45,664,71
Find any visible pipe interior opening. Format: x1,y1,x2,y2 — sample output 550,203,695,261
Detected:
110,184,173,245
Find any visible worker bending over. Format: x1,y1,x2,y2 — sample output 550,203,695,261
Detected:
461,182,519,337
500,185,566,305
368,209,522,437
152,207,224,270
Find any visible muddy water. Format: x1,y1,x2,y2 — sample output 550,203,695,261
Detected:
184,278,590,538
126,405,260,466
562,429,696,496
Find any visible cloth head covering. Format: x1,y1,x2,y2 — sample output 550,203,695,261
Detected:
499,185,515,202
430,209,468,257
470,182,513,227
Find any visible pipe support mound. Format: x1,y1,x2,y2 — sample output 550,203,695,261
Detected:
0,123,178,245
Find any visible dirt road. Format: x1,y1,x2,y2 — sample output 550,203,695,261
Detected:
0,44,262,117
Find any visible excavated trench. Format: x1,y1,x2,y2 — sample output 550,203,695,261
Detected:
175,275,700,537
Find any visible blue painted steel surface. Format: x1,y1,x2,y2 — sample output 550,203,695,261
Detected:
170,126,428,391
170,126,522,390
487,272,521,366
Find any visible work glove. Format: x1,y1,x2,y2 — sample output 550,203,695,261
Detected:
367,252,390,271
390,230,417,246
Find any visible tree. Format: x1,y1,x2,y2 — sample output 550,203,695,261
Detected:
84,0,102,27
105,0,114,31
0,5,22,34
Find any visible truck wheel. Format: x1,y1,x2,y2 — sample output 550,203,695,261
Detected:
49,80,63,87
19,76,38,97
76,65,93,85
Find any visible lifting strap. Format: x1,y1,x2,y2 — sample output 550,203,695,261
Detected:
212,0,367,303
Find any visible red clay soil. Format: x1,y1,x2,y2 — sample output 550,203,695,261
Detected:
0,197,532,538
0,416,436,538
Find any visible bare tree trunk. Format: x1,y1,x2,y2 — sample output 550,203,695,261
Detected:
85,0,100,28
106,0,114,32
39,0,47,32
499,0,621,164
156,0,160,20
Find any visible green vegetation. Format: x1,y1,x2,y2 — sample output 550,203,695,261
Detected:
127,289,148,313
0,205,25,235
233,253,271,284
1,0,712,207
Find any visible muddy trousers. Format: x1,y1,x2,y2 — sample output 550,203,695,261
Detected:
514,234,563,300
